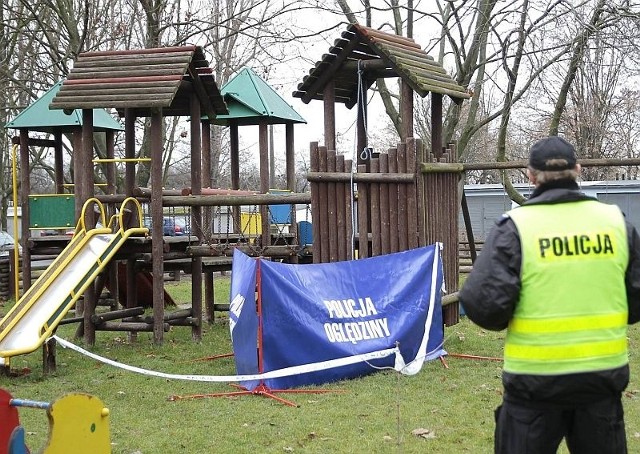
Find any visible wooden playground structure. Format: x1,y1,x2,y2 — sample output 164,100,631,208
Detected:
3,24,473,372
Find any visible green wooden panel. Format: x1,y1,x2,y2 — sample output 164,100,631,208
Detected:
29,195,75,229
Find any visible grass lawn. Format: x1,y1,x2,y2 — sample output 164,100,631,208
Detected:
0,275,639,453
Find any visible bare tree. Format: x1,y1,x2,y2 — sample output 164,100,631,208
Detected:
5,0,640,207
129,0,322,189
563,39,622,180
197,0,319,187
331,0,640,191
606,88,640,179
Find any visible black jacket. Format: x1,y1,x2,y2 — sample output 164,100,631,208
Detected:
459,179,640,406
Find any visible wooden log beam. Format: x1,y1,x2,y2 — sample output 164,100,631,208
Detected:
58,316,84,325
167,317,200,327
62,74,182,84
442,292,459,306
186,245,297,258
51,99,173,110
11,136,56,148
95,321,170,332
81,45,196,57
137,252,201,262
141,308,192,323
423,157,640,173
133,187,183,197
306,172,414,183
90,307,145,325
94,194,145,204
166,309,194,321
342,59,389,71
181,187,258,196
71,63,186,73
161,193,311,207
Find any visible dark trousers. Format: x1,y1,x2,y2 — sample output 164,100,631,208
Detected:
494,397,627,453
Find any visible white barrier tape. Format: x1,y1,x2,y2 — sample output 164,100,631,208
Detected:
52,335,400,382
396,243,442,375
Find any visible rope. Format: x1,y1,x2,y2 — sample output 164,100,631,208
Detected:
350,60,371,256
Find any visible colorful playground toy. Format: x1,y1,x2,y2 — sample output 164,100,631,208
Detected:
0,388,111,454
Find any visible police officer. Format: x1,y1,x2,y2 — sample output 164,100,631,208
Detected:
459,136,640,453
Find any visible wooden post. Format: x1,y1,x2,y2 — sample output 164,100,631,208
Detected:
54,132,64,194
357,163,369,258
327,150,338,262
400,81,414,141
202,120,215,323
370,158,381,256
124,109,138,342
124,109,137,197
397,142,408,251
105,129,118,317
19,129,31,295
150,109,165,344
318,147,329,262
230,122,241,234
190,92,203,341
72,130,83,219
388,148,399,253
431,93,443,158
323,81,336,151
230,122,240,190
414,139,427,247
336,154,347,261
259,122,270,247
71,130,84,329
285,123,298,263
82,109,96,346
379,154,390,255
406,139,418,249
42,337,56,375
105,130,116,199
345,159,354,260
202,120,212,192
310,142,322,263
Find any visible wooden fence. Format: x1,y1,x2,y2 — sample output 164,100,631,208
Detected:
308,138,460,325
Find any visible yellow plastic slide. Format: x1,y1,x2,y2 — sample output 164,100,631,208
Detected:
0,198,147,363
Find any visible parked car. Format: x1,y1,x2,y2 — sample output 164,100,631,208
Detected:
166,218,184,236
174,218,190,236
143,217,184,236
0,231,21,256
40,229,74,236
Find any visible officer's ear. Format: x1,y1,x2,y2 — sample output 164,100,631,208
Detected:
526,167,537,185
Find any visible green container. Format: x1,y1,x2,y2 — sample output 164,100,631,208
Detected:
29,194,75,229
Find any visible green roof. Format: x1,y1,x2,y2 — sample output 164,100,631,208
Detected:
212,67,305,126
5,80,123,133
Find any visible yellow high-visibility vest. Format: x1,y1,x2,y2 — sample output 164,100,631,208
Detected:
505,200,629,375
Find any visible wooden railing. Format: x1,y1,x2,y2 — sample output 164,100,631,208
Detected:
459,240,484,274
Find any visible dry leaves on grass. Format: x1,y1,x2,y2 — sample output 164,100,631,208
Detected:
411,428,436,439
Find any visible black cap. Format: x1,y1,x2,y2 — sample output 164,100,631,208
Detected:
528,136,577,171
